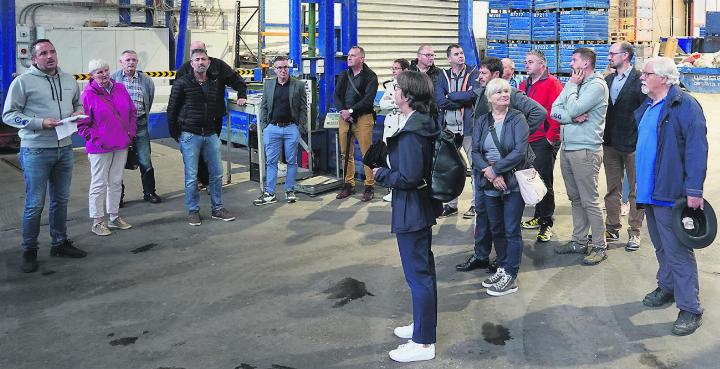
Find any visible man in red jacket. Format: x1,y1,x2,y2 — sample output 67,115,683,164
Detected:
519,50,564,242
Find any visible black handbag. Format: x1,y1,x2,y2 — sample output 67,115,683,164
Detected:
362,140,388,169
125,144,139,170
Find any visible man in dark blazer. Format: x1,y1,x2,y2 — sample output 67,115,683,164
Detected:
254,56,308,206
603,41,647,251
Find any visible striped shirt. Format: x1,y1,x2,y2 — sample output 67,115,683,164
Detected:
121,72,146,117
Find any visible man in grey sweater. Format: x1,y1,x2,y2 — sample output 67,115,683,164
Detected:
2,39,88,273
551,47,610,265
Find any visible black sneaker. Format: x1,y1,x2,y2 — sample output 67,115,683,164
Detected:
211,208,236,222
537,225,553,242
187,211,202,226
642,287,675,307
605,229,620,241
253,192,277,206
50,240,87,258
440,205,458,218
21,250,38,273
286,191,297,203
672,310,703,336
487,272,518,297
462,206,475,219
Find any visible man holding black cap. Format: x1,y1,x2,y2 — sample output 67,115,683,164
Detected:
635,57,708,336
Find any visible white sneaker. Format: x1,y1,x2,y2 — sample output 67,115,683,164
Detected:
389,340,435,363
383,191,392,202
91,222,112,236
394,322,413,339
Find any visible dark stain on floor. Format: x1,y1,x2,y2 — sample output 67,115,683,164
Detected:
481,322,512,345
323,277,374,307
131,243,158,254
41,270,56,276
107,333,115,337
271,365,297,369
640,353,675,369
109,336,138,346
235,365,256,369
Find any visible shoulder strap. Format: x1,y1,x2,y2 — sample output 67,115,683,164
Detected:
488,112,508,158
347,69,362,96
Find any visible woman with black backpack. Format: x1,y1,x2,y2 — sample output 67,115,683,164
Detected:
372,71,441,363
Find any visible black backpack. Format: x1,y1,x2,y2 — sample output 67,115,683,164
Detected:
429,129,467,202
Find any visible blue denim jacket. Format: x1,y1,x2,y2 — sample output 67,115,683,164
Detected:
633,85,707,203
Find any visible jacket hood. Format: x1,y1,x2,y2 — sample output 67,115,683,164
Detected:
398,111,441,138
25,65,66,77
582,72,606,87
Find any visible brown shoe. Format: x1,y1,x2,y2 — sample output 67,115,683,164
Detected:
336,183,356,199
361,186,374,202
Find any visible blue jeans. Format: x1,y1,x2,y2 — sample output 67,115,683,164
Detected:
19,146,74,251
396,227,437,344
179,132,223,213
263,123,300,194
473,184,493,260
134,120,153,175
484,191,525,277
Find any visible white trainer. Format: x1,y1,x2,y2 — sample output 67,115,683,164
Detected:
383,191,392,202
389,340,435,363
393,322,413,339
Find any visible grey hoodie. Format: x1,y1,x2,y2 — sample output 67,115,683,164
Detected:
550,72,609,151
2,66,83,148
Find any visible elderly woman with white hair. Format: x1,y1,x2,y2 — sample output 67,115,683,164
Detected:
471,77,532,297
78,59,137,236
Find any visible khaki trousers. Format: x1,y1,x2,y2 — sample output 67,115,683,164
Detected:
339,113,375,187
560,149,607,248
603,146,645,237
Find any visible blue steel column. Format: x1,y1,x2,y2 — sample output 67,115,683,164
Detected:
0,0,16,103
119,0,131,25
341,0,357,53
289,0,302,72
174,0,190,69
458,0,479,68
318,0,335,116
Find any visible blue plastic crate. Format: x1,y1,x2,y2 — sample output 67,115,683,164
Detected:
559,10,608,40
532,12,559,41
558,43,610,73
487,13,509,40
508,42,532,68
700,26,706,37
535,0,560,10
489,0,509,9
508,0,532,9
487,42,509,58
509,12,532,41
559,0,609,8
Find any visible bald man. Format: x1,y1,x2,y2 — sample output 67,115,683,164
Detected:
175,41,248,188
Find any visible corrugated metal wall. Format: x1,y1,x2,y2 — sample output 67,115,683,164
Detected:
358,0,459,85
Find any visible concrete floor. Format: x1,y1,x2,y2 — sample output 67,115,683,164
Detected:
1,94,719,369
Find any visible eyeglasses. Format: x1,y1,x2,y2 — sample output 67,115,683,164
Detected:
419,53,435,58
640,71,656,77
608,51,627,56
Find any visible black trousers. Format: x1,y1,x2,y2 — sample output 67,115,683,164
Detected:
530,139,559,226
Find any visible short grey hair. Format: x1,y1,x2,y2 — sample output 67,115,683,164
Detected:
502,58,515,70
484,77,511,108
88,59,109,73
648,57,680,86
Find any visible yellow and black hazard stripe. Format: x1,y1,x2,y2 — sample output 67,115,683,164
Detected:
237,69,254,76
74,74,90,81
74,69,257,81
145,71,176,78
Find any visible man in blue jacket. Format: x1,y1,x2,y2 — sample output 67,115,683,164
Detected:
435,44,479,217
634,57,707,336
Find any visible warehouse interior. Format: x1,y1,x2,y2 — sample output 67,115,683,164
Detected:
1,0,720,368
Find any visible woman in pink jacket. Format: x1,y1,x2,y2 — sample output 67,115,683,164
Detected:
79,59,137,236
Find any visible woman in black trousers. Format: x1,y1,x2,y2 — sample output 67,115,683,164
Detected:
373,71,441,363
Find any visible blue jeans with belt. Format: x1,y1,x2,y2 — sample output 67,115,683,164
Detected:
179,132,223,213
263,123,300,194
19,145,74,251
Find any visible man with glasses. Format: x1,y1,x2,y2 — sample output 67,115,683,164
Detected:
602,42,646,251
519,50,564,243
254,56,307,206
410,45,440,83
435,44,479,218
635,57,707,336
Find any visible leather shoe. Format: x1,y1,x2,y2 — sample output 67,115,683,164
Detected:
144,192,162,203
672,310,702,336
642,287,675,307
361,186,374,202
336,183,356,199
455,255,490,272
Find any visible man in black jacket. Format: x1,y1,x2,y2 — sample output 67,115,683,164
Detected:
175,41,248,190
409,45,440,84
603,42,646,251
334,46,379,202
168,48,235,226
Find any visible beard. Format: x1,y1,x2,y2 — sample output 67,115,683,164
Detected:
641,84,649,95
